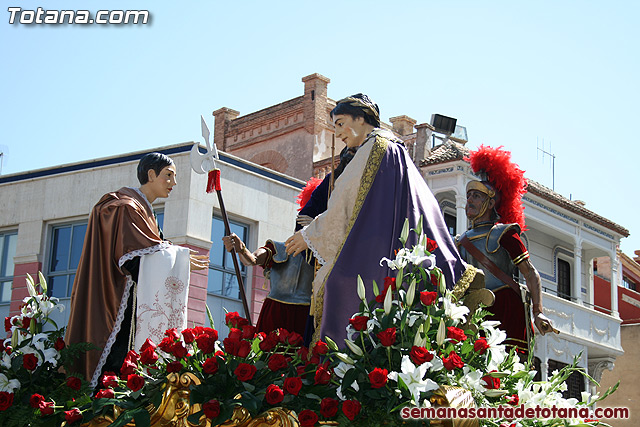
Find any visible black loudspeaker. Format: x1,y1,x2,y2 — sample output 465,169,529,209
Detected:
430,114,457,135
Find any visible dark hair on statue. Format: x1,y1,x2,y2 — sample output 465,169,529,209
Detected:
331,93,381,127
137,152,174,185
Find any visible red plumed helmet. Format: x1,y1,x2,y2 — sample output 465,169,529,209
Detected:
296,177,323,211
466,145,528,229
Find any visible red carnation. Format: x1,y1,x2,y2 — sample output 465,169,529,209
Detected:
377,327,396,346
474,337,490,354
442,351,464,370
203,399,221,419
283,376,303,395
349,315,369,331
420,291,438,306
66,376,82,391
298,409,319,427
64,408,82,423
446,326,467,343
409,346,434,365
23,353,38,370
265,384,284,405
341,399,361,421
320,397,339,418
202,357,219,375
268,353,288,371
234,363,257,382
127,374,145,392
30,393,45,408
368,367,388,389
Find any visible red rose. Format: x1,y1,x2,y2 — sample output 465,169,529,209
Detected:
234,363,257,382
171,341,188,359
314,363,331,385
196,334,216,354
127,374,145,392
287,332,303,347
182,329,196,344
203,399,221,419
349,315,369,331
376,277,396,303
3,317,11,332
309,354,320,365
139,338,157,353
265,384,284,405
426,237,438,252
409,346,434,365
368,367,388,389
420,291,438,306
228,328,242,341
268,353,288,371
66,376,82,391
201,327,218,341
159,337,175,353
54,337,66,351
442,351,464,370
140,346,159,365
446,326,467,343
320,397,339,418
474,337,489,354
101,372,118,388
283,376,302,395
203,357,219,375
312,340,328,356
64,408,82,423
259,333,278,352
506,394,519,406
120,358,137,376
225,312,248,328
39,400,54,415
166,361,183,373
430,272,439,288
297,346,309,361
482,372,500,389
164,328,180,340
30,393,45,408
237,340,252,358
23,353,38,370
242,325,256,340
298,409,319,427
95,389,114,399
341,400,361,421
377,327,396,346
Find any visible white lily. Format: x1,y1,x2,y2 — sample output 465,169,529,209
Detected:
383,285,393,315
443,292,469,324
391,356,439,404
344,339,364,357
380,251,408,271
0,373,20,393
406,278,416,307
436,318,446,347
356,275,366,302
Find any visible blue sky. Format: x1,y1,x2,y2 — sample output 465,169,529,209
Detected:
1,1,638,255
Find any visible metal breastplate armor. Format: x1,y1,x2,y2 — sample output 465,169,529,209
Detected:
456,223,520,291
264,240,313,305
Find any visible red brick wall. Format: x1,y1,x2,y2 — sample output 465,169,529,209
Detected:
10,261,42,316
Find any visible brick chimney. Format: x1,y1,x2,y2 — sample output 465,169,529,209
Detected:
634,250,640,264
302,73,331,134
414,123,435,163
389,115,417,136
212,107,240,151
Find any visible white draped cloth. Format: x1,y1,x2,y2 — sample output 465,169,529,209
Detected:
135,245,191,350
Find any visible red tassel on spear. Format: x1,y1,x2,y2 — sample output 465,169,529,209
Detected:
191,116,252,325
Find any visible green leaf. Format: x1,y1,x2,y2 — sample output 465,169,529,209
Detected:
341,368,359,393
132,407,151,427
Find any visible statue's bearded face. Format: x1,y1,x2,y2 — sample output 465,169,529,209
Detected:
333,114,369,148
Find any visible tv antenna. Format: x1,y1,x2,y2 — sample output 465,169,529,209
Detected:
537,138,556,191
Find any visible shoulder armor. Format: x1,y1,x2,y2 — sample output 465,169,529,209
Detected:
487,223,521,254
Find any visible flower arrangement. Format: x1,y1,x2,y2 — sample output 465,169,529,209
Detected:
2,221,618,427
0,273,95,427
